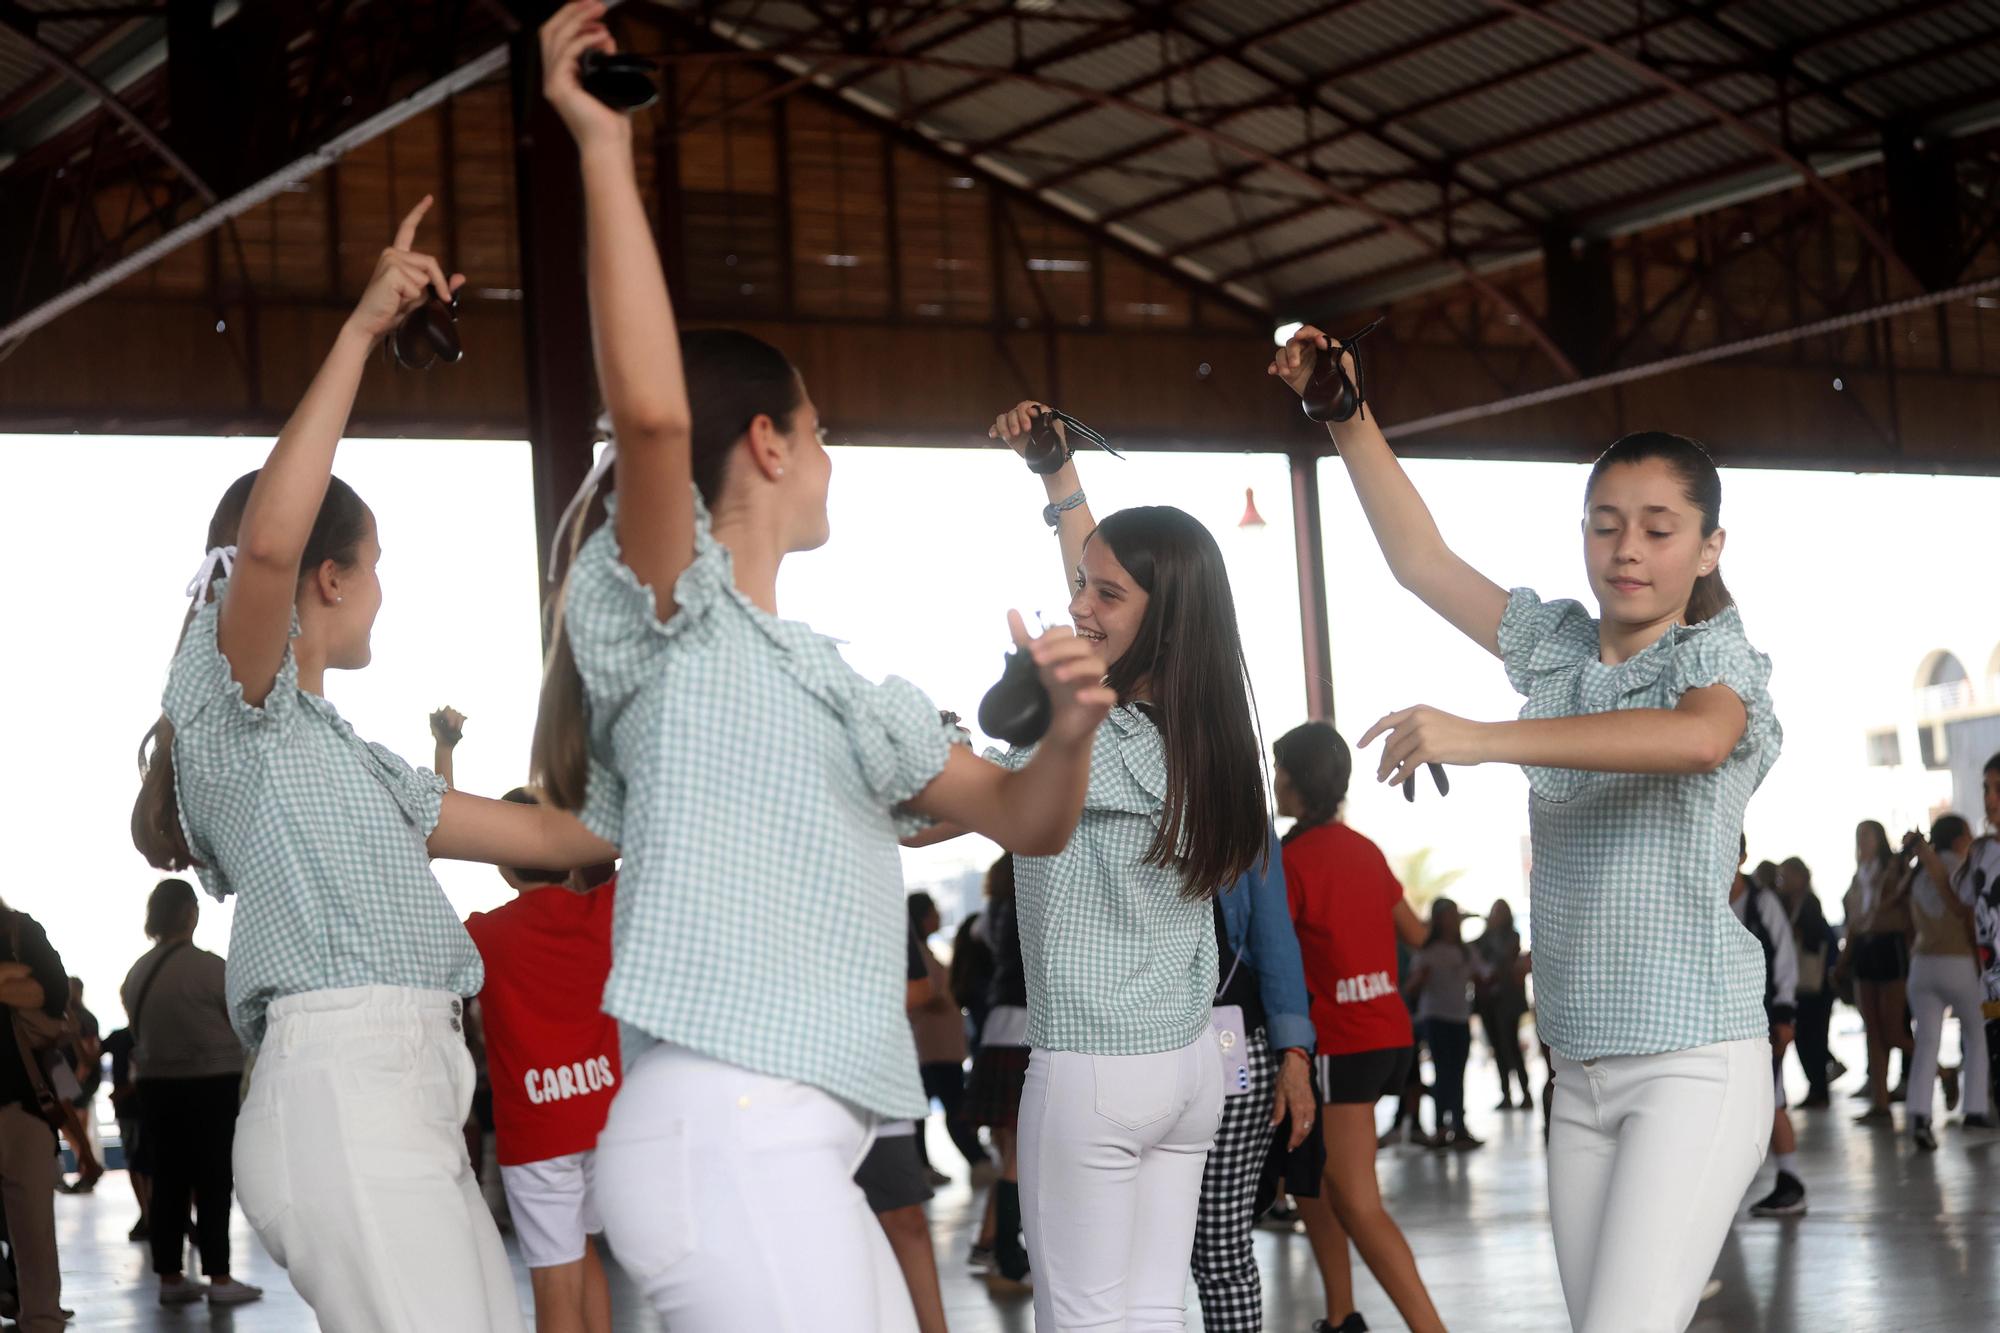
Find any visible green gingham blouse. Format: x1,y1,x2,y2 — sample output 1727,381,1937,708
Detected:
1499,588,1782,1061
165,583,482,1047
989,706,1218,1055
566,498,956,1121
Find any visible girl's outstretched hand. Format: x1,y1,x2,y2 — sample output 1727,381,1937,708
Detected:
1359,705,1489,787
345,197,464,343
1267,325,1356,400
541,1,626,150
1012,610,1114,747
988,400,1060,456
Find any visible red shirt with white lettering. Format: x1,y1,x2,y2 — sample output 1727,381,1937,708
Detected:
465,880,620,1167
1284,822,1414,1056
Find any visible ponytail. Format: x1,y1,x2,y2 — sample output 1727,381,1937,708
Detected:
531,573,593,812
1687,568,1731,625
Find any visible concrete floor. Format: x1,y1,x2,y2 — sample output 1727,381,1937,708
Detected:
37,1021,1999,1331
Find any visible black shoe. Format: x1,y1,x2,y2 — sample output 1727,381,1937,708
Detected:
128,1219,149,1243
1912,1117,1938,1151
1798,1090,1830,1109
1942,1066,1962,1112
1849,1085,1874,1101
1749,1171,1807,1217
1960,1113,1997,1130
1312,1315,1370,1333
1889,1080,1908,1104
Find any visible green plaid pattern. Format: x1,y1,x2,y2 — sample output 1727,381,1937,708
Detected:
164,582,481,1048
990,707,1218,1055
564,498,955,1120
1498,588,1782,1061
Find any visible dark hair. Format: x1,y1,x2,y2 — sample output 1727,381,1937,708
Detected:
1087,506,1267,899
1781,855,1811,888
533,330,805,811
1932,813,1972,850
1753,860,1780,890
1856,820,1895,870
1585,431,1731,624
133,471,372,870
499,787,569,886
984,854,1015,904
1985,751,2000,777
907,892,937,931
1274,721,1352,834
1424,896,1466,950
144,877,198,940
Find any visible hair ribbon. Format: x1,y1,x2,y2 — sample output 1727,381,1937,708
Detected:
185,545,237,608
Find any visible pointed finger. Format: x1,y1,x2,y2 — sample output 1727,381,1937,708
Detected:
1006,609,1031,652
393,196,434,251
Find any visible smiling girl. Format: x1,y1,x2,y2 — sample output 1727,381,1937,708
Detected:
971,400,1270,1332
1271,330,1782,1333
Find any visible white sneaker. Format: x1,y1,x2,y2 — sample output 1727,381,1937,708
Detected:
206,1279,265,1306
159,1279,207,1306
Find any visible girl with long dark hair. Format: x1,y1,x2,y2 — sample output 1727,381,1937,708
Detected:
526,9,1114,1329
1275,722,1442,1333
131,199,619,1333
955,399,1269,1330
1273,328,1783,1333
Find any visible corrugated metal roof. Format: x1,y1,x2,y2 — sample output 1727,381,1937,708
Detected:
11,0,1997,314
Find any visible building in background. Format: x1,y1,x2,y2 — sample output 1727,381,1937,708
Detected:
1863,635,2000,835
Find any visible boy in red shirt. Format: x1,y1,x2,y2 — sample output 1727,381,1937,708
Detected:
464,789,620,1333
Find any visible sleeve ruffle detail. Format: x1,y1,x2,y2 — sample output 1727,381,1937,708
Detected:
1497,587,1598,698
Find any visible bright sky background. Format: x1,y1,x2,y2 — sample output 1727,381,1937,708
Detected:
3,430,1995,1031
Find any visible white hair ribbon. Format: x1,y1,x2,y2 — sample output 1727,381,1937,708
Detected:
547,440,618,582
185,545,237,607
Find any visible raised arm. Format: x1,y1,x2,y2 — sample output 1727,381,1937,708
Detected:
1269,328,1509,655
430,707,465,790
220,198,459,705
990,401,1094,605
541,2,694,617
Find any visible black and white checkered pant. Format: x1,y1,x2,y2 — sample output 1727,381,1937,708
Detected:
1192,1029,1278,1333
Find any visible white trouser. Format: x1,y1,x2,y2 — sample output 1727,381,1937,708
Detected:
1019,1035,1225,1332
1908,952,1992,1121
591,1042,916,1333
233,986,524,1333
1548,1038,1771,1333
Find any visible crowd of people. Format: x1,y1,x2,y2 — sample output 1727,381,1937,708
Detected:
0,4,1985,1332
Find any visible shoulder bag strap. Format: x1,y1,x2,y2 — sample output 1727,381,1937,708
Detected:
129,941,192,1044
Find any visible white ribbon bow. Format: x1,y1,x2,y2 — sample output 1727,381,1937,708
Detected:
185,545,237,607
547,441,618,582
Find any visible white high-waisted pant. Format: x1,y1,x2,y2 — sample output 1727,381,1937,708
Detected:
233,986,525,1333
1908,951,1991,1121
1548,1037,1771,1333
1019,1034,1224,1332
591,1042,916,1333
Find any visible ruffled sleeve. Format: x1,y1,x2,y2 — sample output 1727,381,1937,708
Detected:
1496,587,1598,698
1662,609,1781,773
162,580,301,735
563,495,735,715
360,742,448,838
986,708,1166,823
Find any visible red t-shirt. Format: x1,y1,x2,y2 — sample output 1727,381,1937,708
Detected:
465,881,620,1167
1284,823,1413,1056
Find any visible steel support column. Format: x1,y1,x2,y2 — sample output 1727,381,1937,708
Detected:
509,19,598,623
1290,450,1334,723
